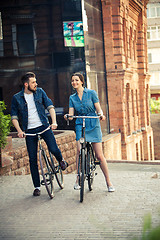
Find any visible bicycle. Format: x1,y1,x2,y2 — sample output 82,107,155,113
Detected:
25,127,64,199
66,114,100,202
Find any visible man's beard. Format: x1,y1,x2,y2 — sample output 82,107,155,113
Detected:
28,85,36,93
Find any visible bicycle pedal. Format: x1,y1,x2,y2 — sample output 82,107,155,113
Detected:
41,179,51,185
41,180,45,185
95,161,100,165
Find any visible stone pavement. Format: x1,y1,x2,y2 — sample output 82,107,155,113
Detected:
0,162,160,240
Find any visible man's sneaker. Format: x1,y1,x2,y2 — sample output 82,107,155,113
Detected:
33,188,41,196
59,159,68,171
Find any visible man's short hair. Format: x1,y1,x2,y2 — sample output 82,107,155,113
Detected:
21,72,35,86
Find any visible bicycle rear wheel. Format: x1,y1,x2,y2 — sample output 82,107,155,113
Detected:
87,144,96,191
49,152,64,189
39,149,54,199
80,148,85,202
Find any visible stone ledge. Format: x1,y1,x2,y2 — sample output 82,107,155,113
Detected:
107,159,160,165
102,133,122,160
1,130,77,176
1,131,123,176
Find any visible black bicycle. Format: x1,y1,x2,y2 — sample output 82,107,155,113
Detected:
25,127,64,199
66,115,100,202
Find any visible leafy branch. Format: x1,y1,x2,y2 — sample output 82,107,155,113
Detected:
150,98,160,114
0,101,11,149
132,213,160,240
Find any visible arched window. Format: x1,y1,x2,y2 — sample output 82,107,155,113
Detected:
126,83,130,136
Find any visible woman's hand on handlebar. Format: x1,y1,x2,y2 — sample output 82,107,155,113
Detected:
100,115,106,121
64,114,73,121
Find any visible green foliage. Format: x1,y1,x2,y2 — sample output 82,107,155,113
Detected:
131,213,160,240
0,101,11,149
150,98,160,114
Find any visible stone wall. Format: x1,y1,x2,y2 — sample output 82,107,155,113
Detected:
0,131,122,176
102,133,122,160
0,130,77,176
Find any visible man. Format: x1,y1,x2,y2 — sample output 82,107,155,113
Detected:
11,72,68,196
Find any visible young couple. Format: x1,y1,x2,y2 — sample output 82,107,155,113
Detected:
11,72,115,197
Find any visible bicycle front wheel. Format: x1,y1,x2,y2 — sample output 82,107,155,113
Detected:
80,148,85,203
49,153,64,189
39,149,54,199
87,145,95,191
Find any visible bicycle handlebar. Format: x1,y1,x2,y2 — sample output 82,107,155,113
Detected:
65,114,100,126
65,114,100,119
25,126,50,136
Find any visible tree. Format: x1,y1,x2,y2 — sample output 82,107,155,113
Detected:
150,98,160,114
0,101,11,149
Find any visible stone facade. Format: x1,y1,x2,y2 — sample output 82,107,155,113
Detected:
101,0,154,160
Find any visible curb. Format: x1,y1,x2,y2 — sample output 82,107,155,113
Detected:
107,159,160,165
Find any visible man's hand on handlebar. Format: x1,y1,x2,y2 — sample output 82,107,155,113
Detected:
17,131,25,138
50,123,58,130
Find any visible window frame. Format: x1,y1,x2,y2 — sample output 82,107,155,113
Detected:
147,5,160,18
147,26,160,40
12,23,36,56
16,23,35,56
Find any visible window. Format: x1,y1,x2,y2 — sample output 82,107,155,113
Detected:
147,5,160,18
148,49,160,64
148,53,152,63
157,7,160,17
147,26,160,40
136,90,139,117
150,7,155,17
129,27,132,59
0,87,3,101
126,84,130,136
134,30,136,60
0,12,3,56
62,0,82,21
149,71,160,87
53,52,71,68
17,24,34,55
0,12,2,40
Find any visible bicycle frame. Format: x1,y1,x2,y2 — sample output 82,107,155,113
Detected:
25,127,63,199
66,114,99,202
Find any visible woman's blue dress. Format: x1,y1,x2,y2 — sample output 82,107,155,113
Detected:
69,87,102,142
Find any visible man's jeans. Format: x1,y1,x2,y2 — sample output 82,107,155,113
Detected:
25,125,62,188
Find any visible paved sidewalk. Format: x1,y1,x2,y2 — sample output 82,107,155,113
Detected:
0,162,160,240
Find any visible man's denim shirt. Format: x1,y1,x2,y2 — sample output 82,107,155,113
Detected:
11,87,54,131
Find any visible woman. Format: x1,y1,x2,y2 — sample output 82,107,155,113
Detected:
64,72,115,192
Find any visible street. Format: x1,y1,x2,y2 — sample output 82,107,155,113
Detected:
0,162,160,240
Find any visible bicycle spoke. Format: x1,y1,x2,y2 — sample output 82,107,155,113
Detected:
87,144,96,191
49,153,64,189
39,150,54,199
80,149,85,202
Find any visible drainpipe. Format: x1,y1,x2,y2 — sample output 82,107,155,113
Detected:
100,0,110,134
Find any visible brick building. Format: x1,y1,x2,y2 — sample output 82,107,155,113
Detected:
147,0,160,100
0,0,154,161
101,0,154,161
